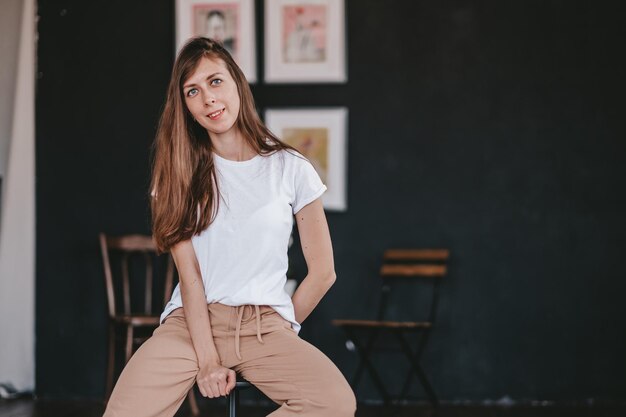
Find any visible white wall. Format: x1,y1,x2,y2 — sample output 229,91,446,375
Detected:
0,0,36,392
0,0,22,180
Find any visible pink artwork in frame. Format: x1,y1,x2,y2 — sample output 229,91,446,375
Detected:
281,5,327,63
264,0,345,83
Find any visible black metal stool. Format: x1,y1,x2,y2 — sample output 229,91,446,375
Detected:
228,380,252,417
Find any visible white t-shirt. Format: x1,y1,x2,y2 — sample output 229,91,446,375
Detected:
160,149,327,334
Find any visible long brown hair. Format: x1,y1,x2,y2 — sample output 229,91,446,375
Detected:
150,37,297,252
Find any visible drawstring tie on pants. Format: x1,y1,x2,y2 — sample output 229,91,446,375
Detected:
234,305,264,360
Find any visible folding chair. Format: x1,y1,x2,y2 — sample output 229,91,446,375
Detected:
332,248,449,407
99,233,199,415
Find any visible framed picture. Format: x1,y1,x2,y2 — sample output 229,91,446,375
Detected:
265,108,348,211
175,0,257,83
264,0,346,83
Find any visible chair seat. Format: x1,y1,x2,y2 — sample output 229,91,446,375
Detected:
112,315,161,326
331,319,432,329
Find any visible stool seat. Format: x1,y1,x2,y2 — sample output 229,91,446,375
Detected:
235,380,251,389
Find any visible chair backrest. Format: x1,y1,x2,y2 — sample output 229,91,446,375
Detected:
99,233,175,319
376,249,449,323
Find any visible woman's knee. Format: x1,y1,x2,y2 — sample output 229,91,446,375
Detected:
323,383,357,416
342,389,358,416
335,393,357,416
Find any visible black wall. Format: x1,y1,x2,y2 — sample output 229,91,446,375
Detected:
36,0,626,402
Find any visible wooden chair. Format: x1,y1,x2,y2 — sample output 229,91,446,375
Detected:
99,233,199,415
332,249,449,407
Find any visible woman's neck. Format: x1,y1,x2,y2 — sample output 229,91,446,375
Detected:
209,129,256,162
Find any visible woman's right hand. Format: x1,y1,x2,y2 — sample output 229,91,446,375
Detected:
196,362,236,398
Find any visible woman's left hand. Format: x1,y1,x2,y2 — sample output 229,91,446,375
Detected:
196,362,236,398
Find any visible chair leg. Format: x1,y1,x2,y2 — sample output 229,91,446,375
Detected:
350,329,378,388
124,325,134,364
394,330,439,407
229,386,239,417
345,327,376,388
345,327,391,405
187,388,199,416
399,330,430,398
399,366,414,400
105,322,115,401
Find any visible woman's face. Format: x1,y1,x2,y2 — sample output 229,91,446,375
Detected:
183,56,240,139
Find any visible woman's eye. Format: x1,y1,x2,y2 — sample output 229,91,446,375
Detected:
210,79,222,86
187,88,198,97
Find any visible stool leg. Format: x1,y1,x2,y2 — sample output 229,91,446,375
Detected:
229,387,238,417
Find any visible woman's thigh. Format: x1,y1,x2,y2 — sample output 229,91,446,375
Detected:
232,327,356,417
103,312,199,417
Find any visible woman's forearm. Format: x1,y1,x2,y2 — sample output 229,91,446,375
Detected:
171,240,221,367
180,276,220,367
291,271,336,324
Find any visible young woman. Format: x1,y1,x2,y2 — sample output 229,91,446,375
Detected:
103,37,356,417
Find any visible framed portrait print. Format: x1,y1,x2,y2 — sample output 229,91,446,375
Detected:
264,0,347,83
265,108,348,211
175,0,257,83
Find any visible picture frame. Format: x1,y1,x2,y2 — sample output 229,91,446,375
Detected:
265,108,348,211
175,0,257,83
264,0,347,83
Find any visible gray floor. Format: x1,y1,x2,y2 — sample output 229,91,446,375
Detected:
1,399,625,417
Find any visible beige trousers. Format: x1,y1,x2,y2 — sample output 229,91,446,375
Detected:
103,303,356,417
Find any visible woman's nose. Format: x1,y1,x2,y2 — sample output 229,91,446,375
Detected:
204,93,216,106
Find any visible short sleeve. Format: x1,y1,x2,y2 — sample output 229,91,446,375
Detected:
292,155,327,214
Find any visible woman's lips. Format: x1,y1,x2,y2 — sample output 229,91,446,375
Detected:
207,108,225,120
